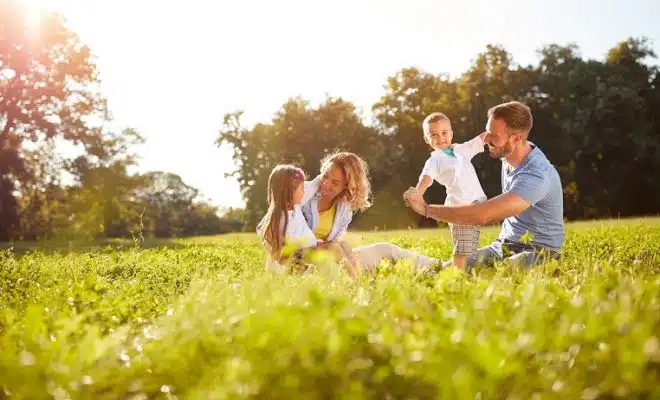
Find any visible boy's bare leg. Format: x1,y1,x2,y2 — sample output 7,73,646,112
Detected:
453,254,467,271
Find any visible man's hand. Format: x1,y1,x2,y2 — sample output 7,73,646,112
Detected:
403,187,427,216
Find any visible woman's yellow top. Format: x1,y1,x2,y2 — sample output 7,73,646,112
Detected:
314,202,337,241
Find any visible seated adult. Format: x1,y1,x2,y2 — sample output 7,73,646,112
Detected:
404,101,565,269
302,151,439,273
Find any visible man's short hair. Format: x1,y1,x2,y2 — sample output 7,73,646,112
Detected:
487,101,533,138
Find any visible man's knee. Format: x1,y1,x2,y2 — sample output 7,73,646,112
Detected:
466,244,502,268
506,249,560,268
506,251,536,267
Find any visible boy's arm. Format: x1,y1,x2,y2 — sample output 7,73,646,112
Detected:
416,156,453,195
415,175,433,196
455,132,487,160
416,157,436,196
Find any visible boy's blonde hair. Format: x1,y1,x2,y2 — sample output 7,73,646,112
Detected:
262,164,305,259
422,112,452,137
320,151,372,212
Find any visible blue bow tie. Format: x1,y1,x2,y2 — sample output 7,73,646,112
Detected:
441,148,456,158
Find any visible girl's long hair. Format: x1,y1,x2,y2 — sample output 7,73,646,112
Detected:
262,164,305,259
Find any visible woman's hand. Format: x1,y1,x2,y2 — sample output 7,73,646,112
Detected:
315,240,359,280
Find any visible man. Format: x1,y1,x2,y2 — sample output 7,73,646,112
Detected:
403,101,565,269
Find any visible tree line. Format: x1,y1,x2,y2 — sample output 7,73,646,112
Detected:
2,1,659,240
219,39,660,231
1,2,242,240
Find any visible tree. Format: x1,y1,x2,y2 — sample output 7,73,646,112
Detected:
218,207,249,232
218,39,659,229
65,129,147,239
15,140,70,239
136,171,201,238
531,38,659,218
1,1,107,239
180,202,236,237
218,96,382,229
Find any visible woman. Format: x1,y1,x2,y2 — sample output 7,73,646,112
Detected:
301,151,439,273
255,164,358,278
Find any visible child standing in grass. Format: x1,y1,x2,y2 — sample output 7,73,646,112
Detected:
415,112,488,270
256,164,358,278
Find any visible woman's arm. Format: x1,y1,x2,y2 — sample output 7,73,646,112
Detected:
316,241,359,279
284,206,318,250
302,174,323,205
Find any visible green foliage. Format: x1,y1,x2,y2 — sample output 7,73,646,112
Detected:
2,5,237,241
133,171,243,239
220,38,660,231
15,141,71,240
217,97,382,229
12,129,237,240
0,219,658,399
4,2,659,239
1,1,108,240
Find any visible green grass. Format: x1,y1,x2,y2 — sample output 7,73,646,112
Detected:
1,217,659,399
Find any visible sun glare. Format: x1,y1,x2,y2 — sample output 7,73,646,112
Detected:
21,0,45,30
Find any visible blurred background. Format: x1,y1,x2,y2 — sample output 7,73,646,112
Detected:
1,0,659,241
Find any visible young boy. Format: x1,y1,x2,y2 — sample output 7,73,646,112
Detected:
416,112,487,270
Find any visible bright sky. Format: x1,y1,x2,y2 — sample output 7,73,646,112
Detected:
27,0,660,210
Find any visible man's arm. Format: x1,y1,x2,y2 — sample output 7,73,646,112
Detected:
405,188,530,225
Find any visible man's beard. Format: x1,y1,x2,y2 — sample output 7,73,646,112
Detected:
487,142,514,159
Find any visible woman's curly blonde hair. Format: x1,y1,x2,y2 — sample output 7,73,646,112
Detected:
320,151,372,212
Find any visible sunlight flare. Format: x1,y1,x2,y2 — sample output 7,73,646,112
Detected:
20,0,45,30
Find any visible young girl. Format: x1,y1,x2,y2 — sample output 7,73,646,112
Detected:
256,164,358,278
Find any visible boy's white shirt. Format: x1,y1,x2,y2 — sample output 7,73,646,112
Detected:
256,175,322,273
420,135,487,206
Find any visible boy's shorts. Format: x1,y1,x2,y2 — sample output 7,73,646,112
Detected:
448,197,487,256
448,223,481,256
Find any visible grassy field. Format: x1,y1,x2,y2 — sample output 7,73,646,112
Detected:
1,217,659,399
